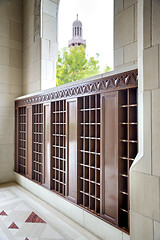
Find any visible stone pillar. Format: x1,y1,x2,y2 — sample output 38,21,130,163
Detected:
114,0,138,69
130,0,160,239
0,0,23,183
41,0,59,90
23,0,59,94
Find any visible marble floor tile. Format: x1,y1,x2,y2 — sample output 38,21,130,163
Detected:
0,183,100,240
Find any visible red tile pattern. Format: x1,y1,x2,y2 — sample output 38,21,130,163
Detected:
8,222,19,229
0,210,7,216
25,212,46,223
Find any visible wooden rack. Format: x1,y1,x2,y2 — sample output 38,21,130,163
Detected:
15,69,138,233
51,100,66,195
32,104,44,183
78,94,100,214
118,88,137,230
18,107,26,174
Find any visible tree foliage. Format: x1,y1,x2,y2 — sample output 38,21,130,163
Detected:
56,45,111,86
56,45,101,86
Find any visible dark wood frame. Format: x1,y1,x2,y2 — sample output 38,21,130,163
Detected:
15,69,138,233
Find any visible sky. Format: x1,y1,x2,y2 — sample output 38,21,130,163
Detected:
58,0,113,71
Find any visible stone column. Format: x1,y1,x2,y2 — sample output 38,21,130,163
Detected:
41,0,59,90
130,0,160,239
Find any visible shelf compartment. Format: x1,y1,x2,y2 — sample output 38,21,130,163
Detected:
32,104,44,184
78,94,101,214
51,100,66,196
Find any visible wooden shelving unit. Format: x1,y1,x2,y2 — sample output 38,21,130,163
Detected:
51,100,66,195
118,88,138,230
78,94,100,214
15,69,138,233
18,107,26,174
32,104,44,183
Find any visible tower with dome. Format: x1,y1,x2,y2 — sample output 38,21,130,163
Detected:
68,14,86,47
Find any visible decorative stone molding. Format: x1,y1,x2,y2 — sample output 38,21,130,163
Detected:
34,0,41,41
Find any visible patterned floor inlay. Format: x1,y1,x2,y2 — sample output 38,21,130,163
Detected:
0,210,7,216
8,222,19,229
25,212,46,223
0,183,99,240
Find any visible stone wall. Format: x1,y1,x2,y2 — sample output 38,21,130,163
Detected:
130,0,160,239
0,0,23,183
23,0,59,94
114,0,137,69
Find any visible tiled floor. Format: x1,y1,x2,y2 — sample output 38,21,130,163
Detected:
0,183,99,240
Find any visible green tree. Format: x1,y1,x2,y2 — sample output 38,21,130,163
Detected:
103,65,112,73
56,45,100,86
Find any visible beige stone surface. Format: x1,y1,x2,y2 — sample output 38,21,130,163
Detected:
131,91,152,174
130,211,153,240
124,0,137,9
10,21,22,42
131,171,160,221
124,42,137,63
144,46,158,90
144,0,151,48
114,0,123,14
0,46,9,65
43,0,57,18
115,6,134,49
83,211,123,240
152,0,160,46
0,18,9,38
122,232,130,240
154,221,160,240
152,89,160,176
10,49,22,68
42,39,49,60
114,47,123,67
43,13,57,42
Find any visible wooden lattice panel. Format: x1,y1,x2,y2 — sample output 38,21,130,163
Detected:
118,88,138,230
78,94,100,214
18,107,26,174
33,104,43,183
51,100,66,195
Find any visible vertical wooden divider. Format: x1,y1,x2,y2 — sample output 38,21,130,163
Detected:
66,98,77,203
100,91,118,224
26,106,32,179
15,108,19,172
43,103,51,189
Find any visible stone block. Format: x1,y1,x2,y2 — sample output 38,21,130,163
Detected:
43,0,57,18
114,0,123,15
152,89,160,177
41,39,49,60
42,13,57,41
131,171,160,221
124,0,137,9
124,42,137,63
114,6,134,49
114,47,123,67
83,211,123,240
10,49,22,68
0,46,9,65
152,0,160,46
130,211,153,240
154,221,160,240
144,46,158,90
10,21,22,42
144,0,151,48
9,3,22,23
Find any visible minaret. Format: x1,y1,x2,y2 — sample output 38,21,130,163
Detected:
68,14,86,47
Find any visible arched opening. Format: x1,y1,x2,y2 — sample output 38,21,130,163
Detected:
57,0,113,86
